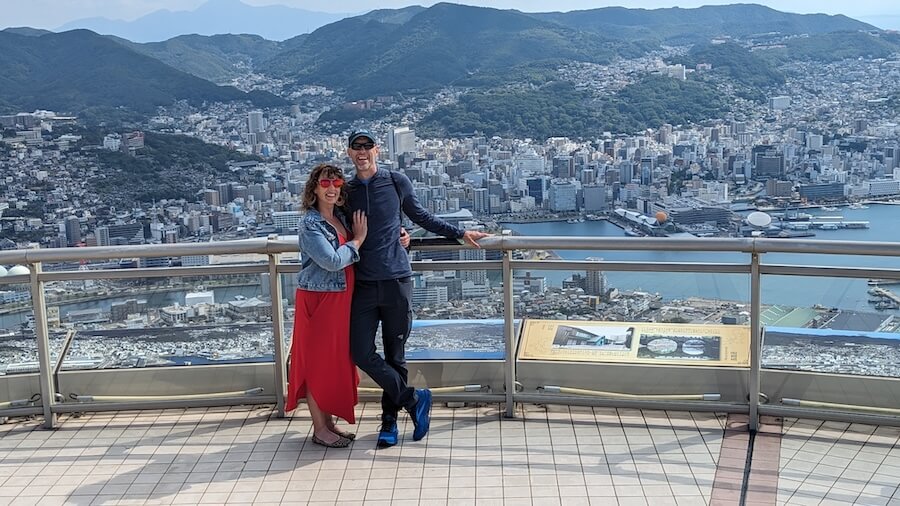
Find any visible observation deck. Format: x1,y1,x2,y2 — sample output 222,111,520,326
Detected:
1,235,899,505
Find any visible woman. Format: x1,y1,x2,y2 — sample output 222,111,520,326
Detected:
286,163,367,448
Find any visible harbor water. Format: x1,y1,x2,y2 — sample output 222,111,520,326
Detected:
505,204,900,311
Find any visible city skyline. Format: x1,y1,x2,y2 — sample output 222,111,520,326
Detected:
3,0,900,32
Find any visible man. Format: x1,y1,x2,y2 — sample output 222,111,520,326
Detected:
345,130,490,447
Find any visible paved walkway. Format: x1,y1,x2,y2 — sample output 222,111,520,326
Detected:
0,402,897,505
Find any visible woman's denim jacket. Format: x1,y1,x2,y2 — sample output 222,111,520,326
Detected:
297,208,359,292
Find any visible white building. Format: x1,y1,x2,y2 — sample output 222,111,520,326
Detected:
513,272,546,295
273,211,302,232
461,281,491,298
696,181,729,204
412,286,449,306
388,126,416,163
185,291,215,306
182,255,210,267
102,134,121,151
769,96,791,110
863,179,900,197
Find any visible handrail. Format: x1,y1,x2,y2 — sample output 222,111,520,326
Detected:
2,236,900,266
4,234,900,428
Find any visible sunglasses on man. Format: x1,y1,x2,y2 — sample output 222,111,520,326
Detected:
318,178,344,188
350,142,376,151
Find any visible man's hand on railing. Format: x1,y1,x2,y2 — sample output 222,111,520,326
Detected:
462,230,491,249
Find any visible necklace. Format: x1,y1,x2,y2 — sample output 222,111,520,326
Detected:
324,216,346,237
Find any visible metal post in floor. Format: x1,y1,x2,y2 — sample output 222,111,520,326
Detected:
30,261,57,428
268,252,287,417
748,252,762,432
502,249,516,418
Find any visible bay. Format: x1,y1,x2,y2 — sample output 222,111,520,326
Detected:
505,204,900,311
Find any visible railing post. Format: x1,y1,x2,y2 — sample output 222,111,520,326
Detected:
502,249,517,418
749,252,762,432
29,261,57,428
268,253,287,417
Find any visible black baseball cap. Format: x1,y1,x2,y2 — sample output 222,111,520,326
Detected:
348,130,376,146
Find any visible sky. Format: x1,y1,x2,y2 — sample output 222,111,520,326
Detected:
2,0,899,30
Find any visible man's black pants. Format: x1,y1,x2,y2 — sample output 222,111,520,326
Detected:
349,277,416,418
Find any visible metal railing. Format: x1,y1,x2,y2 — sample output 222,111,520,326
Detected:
1,235,900,430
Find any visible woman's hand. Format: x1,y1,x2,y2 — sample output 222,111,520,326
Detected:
351,210,368,246
399,227,410,249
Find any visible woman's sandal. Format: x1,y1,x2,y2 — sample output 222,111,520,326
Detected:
332,429,356,440
311,434,351,448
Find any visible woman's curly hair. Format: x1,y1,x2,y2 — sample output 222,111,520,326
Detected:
301,163,346,211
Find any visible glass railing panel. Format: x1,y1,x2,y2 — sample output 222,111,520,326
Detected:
53,273,272,370
761,274,900,378
0,280,69,371
281,260,508,392
406,267,506,360
511,268,751,405
760,273,900,418
509,267,749,324
0,277,45,409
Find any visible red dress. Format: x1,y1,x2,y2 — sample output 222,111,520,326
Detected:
285,234,359,424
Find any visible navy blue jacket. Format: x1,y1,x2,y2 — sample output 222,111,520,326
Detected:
346,169,464,281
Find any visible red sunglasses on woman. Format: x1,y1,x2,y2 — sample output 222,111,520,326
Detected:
318,178,344,188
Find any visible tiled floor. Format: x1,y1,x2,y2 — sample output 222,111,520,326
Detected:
0,403,898,505
777,418,900,506
0,403,723,505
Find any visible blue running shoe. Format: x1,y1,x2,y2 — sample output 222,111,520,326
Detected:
411,388,432,441
376,415,398,448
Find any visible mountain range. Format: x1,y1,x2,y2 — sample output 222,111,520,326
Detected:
0,2,889,123
255,2,878,98
0,29,285,117
264,3,649,97
534,4,874,44
56,0,350,43
112,34,283,84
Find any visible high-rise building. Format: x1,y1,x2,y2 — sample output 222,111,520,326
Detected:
582,185,607,212
548,180,577,212
552,156,574,179
752,145,784,177
107,223,144,244
248,183,271,202
387,126,416,163
216,183,233,204
248,111,265,133
202,189,220,206
459,249,487,285
807,134,824,151
756,154,785,177
515,148,544,175
95,226,110,247
584,257,607,298
526,176,549,205
473,188,489,213
64,216,81,246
